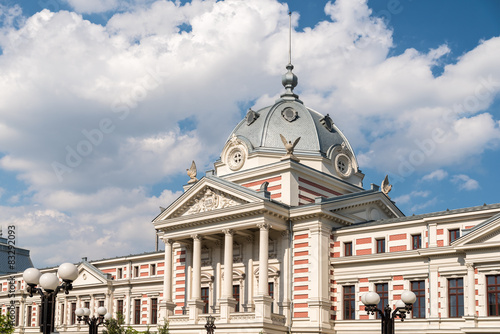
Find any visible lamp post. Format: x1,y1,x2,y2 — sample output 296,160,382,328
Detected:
75,306,111,334
205,314,216,334
23,263,79,334
361,290,417,334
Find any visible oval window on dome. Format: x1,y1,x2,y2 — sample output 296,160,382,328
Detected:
281,107,298,122
335,153,352,178
227,147,245,171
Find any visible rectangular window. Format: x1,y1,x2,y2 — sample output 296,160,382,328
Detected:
233,285,240,312
268,282,274,313
150,264,156,276
134,266,139,278
487,275,500,316
27,306,32,326
99,301,104,308
201,287,209,314
15,306,19,326
344,242,353,256
84,301,90,310
411,281,425,318
343,286,355,320
448,278,464,318
150,298,158,324
376,239,386,253
134,299,141,324
117,300,124,317
118,268,123,279
376,283,388,319
60,304,64,325
449,229,460,244
412,234,422,250
71,303,76,325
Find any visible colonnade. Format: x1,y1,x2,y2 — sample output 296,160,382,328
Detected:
161,223,273,322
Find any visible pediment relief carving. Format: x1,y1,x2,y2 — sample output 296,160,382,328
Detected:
176,187,246,217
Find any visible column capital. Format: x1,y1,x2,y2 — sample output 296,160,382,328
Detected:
222,229,234,236
257,223,271,231
163,238,174,245
191,234,203,241
466,262,475,270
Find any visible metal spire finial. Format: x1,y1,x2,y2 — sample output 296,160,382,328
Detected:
288,11,292,65
279,10,301,103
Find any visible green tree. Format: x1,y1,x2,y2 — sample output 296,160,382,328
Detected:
0,313,14,334
102,313,125,334
157,320,169,334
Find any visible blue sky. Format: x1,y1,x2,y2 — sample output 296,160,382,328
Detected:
0,0,499,267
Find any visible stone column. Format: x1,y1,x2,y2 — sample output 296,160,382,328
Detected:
254,223,273,321
223,229,234,298
280,230,291,325
466,263,476,317
258,223,270,295
219,229,237,320
159,239,175,321
188,235,204,322
244,235,254,312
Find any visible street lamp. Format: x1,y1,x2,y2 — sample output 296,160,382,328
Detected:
361,290,417,334
205,314,216,334
23,263,79,334
75,306,111,334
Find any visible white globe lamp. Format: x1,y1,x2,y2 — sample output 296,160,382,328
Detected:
23,268,41,285
58,263,78,281
39,273,59,291
401,290,417,305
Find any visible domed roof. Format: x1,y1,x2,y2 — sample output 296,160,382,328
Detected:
228,64,357,161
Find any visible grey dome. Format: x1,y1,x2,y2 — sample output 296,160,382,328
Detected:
228,99,354,159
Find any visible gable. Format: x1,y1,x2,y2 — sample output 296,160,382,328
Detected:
454,213,500,248
155,177,267,221
72,264,110,287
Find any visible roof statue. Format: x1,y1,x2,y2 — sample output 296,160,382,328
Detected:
381,174,392,196
186,160,198,184
279,134,301,162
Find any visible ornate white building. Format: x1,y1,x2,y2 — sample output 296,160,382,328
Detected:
2,63,500,334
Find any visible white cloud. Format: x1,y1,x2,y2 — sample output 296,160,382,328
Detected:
0,0,498,265
422,169,448,182
451,174,480,191
394,190,429,205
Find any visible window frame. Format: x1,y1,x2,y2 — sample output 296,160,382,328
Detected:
448,277,464,318
344,242,353,257
412,234,422,250
376,238,386,253
411,280,426,318
201,287,210,314
150,298,158,324
449,229,460,244
487,274,500,316
375,283,389,319
134,299,141,324
343,285,356,320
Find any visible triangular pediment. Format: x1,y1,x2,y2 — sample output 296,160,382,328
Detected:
72,262,110,287
454,213,500,247
154,176,268,222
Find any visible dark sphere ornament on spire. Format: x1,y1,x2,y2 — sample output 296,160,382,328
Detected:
280,63,300,102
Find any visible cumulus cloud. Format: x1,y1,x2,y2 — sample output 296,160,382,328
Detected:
422,169,448,181
451,174,480,191
394,190,430,205
0,0,499,265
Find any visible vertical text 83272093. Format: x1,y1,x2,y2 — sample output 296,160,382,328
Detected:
7,225,17,323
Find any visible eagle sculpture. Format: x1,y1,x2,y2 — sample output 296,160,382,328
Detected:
280,134,301,162
187,160,198,184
